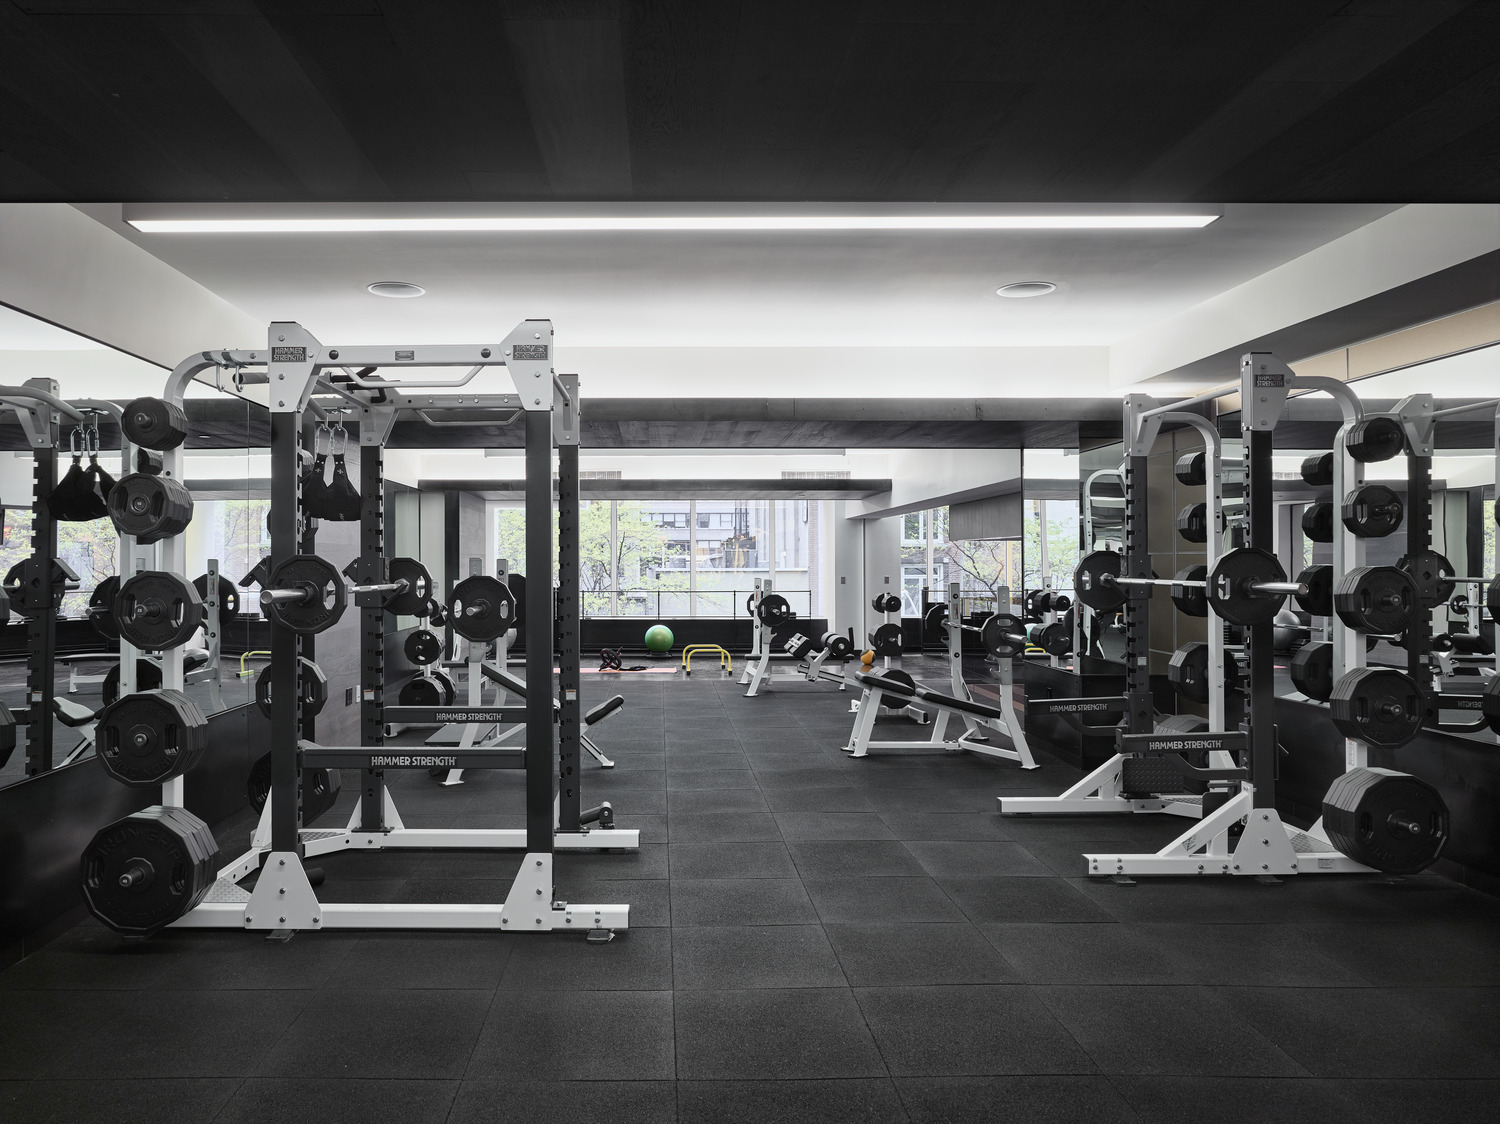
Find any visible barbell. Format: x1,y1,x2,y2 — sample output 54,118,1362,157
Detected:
260,554,432,635
925,603,1036,660
1074,546,1305,627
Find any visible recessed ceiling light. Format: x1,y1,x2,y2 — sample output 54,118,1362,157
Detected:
366,281,426,299
995,281,1057,299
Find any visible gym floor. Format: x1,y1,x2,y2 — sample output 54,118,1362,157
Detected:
2,654,1498,1123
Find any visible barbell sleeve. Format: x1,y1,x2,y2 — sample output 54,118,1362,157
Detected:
262,577,408,609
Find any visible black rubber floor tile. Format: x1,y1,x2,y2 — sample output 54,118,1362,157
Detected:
802,876,966,924
760,786,874,813
664,747,749,766
1403,987,1500,1059
673,925,847,989
1136,924,1367,987
667,789,771,815
669,842,797,879
611,813,668,845
558,878,671,927
413,851,526,879
667,768,761,791
937,877,1115,923
670,878,819,926
826,923,1018,986
980,923,1187,985
904,840,1052,878
1297,921,1500,984
897,1075,1139,1123
448,1080,677,1124
498,927,672,990
1067,876,1302,925
0,924,176,991
774,811,895,840
786,838,926,878
466,991,675,1080
1355,874,1500,921
669,812,783,843
141,932,362,991
256,989,491,1079
331,933,514,989
877,812,1014,841
677,1078,907,1123
555,843,669,881
390,878,514,904
1112,1075,1368,1124
856,985,1096,1076
0,1078,238,1124
1213,985,1498,1078
674,989,887,1079
1017,836,1140,876
1038,985,1305,1077
858,786,1003,813
215,1078,458,1124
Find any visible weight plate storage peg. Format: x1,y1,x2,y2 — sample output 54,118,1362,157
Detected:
1072,550,1125,612
121,396,190,451
112,571,204,651
96,688,211,787
1295,565,1334,617
1333,566,1417,635
1173,450,1206,487
1344,414,1406,463
89,574,120,640
192,573,240,617
255,657,328,719
1328,667,1426,750
756,592,794,626
246,753,341,823
1396,549,1456,609
80,805,219,937
448,574,516,642
1167,642,1240,703
1322,766,1448,874
1206,547,1291,627
263,555,348,635
1170,565,1208,617
1299,452,1334,487
106,472,193,544
1289,641,1335,702
404,629,444,666
1301,502,1335,543
1342,483,1404,538
1175,502,1208,543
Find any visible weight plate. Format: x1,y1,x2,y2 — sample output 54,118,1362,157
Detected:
106,472,193,544
980,612,1026,659
1073,550,1125,612
399,675,446,707
121,396,190,452
96,688,210,787
102,659,163,707
192,573,240,617
449,574,516,642
80,806,218,937
1167,642,1240,703
1289,641,1334,702
1173,450,1205,487
387,557,434,616
1175,502,1208,543
246,752,341,824
1207,546,1288,627
264,554,347,635
1301,502,1334,543
89,575,121,640
404,629,444,666
1484,675,1500,736
431,669,456,706
1329,667,1426,750
1345,414,1406,463
868,621,903,657
1323,766,1447,874
1036,621,1072,657
255,657,329,719
113,570,204,651
7,558,78,616
1294,565,1333,617
1342,483,1404,538
756,592,794,626
822,632,854,659
1333,565,1417,635
874,668,915,708
1299,452,1334,487
1170,565,1208,617
1396,549,1455,610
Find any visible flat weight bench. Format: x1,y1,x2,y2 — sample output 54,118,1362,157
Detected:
845,670,1037,769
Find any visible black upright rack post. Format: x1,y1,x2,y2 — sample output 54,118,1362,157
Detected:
1405,450,1433,686
1243,425,1277,807
269,410,304,856
557,439,581,832
24,429,59,776
524,408,556,855
359,439,386,831
1121,453,1153,737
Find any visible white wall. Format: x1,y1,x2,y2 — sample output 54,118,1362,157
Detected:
850,448,1022,518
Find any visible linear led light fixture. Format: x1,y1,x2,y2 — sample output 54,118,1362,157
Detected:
123,204,1220,234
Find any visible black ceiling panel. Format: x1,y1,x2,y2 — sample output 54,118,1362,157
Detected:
1,1,1496,202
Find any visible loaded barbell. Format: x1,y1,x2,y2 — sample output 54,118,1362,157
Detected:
1074,547,1305,627
260,554,432,635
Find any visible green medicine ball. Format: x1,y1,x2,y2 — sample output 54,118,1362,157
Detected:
644,624,674,652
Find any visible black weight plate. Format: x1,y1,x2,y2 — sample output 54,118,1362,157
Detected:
1207,547,1288,627
1323,766,1447,874
399,675,445,707
264,555,347,635
255,657,328,719
1175,502,1208,543
106,472,193,544
89,575,121,640
1345,415,1406,463
246,753,342,824
404,629,444,666
868,621,903,657
102,659,163,707
192,573,240,617
80,806,218,937
874,668,915,708
1329,667,1425,750
1483,675,1500,736
1300,452,1334,486
1167,642,1240,703
387,557,434,616
1489,575,1500,620
1333,566,1417,635
431,669,456,705
1396,549,1455,610
756,592,794,626
1173,450,1206,487
1073,550,1125,612
1289,641,1335,702
96,688,210,787
1170,565,1208,617
113,571,204,651
121,396,190,451
1301,502,1335,543
449,574,516,642
1036,622,1072,657
980,613,1026,659
1341,483,1403,538
1294,565,1333,617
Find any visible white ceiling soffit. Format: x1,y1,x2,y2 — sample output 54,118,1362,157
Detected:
79,202,1397,398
